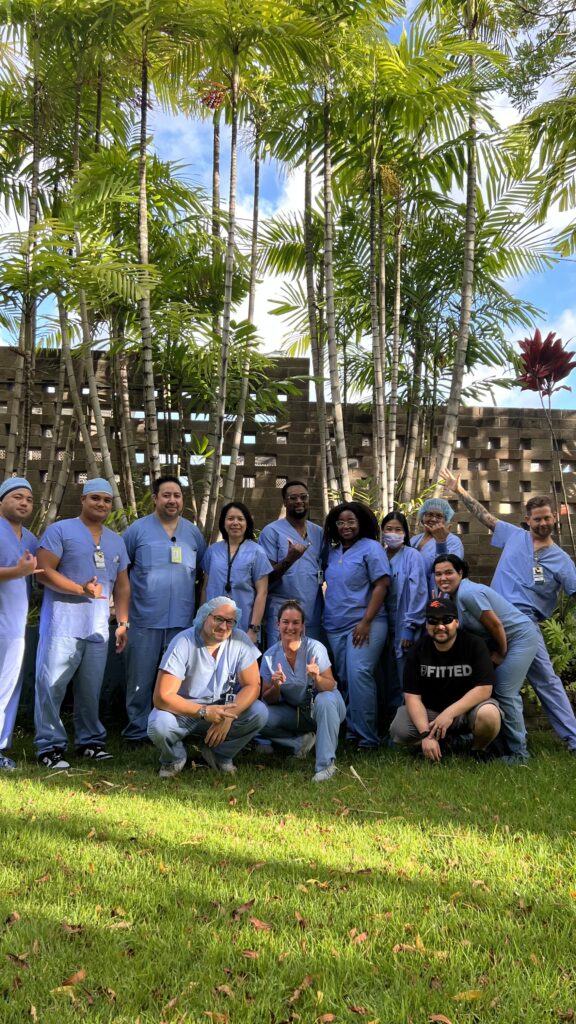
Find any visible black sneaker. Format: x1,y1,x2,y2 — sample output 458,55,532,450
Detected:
38,748,70,770
76,745,113,761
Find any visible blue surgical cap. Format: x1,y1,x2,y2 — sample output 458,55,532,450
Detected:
0,477,32,501
417,498,455,523
193,596,240,633
82,477,113,496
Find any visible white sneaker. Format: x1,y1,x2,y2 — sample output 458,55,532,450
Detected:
291,733,316,760
313,764,337,783
200,744,237,774
158,756,187,778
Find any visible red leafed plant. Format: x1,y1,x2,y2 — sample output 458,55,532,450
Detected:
518,328,576,397
517,328,576,558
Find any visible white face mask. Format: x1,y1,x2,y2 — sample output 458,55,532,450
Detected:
383,532,404,549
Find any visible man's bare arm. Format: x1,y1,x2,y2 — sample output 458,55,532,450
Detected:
439,468,499,532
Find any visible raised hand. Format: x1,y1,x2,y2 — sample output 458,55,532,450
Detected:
17,550,42,577
286,537,309,563
82,576,104,599
438,467,462,496
306,654,320,679
272,662,287,686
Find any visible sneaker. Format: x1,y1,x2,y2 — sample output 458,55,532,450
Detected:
313,764,337,783
290,733,316,760
470,749,491,764
497,753,529,765
76,745,113,761
158,756,187,779
38,748,70,770
200,744,237,774
255,742,275,756
0,755,16,770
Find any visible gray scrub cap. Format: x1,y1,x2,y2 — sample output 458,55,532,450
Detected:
417,498,455,523
193,596,240,632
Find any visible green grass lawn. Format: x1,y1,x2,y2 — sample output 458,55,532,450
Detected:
1,731,576,1024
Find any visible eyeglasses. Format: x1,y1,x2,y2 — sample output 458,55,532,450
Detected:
336,520,357,527
211,614,237,627
286,493,308,502
422,513,445,522
426,616,456,626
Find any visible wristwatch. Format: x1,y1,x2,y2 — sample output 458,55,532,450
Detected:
418,730,430,740
198,706,208,720
249,623,261,633
117,621,130,629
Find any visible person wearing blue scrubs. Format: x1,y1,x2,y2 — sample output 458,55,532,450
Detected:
0,477,39,770
35,478,130,769
434,553,539,763
259,600,347,781
411,498,464,595
147,596,268,777
441,469,576,753
323,502,391,750
259,481,324,644
122,475,206,744
201,501,272,642
381,511,428,718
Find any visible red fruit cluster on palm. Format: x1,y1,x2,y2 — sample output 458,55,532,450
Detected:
201,83,227,111
517,328,576,397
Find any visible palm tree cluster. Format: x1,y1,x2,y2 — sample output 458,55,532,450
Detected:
0,0,565,533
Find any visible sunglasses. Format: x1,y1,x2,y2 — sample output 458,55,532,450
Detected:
426,616,456,626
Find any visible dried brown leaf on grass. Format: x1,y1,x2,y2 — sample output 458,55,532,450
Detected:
249,917,271,931
428,1015,454,1024
288,975,314,1004
231,899,255,920
62,968,86,986
5,912,21,927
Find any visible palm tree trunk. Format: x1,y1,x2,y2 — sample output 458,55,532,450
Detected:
5,26,41,478
222,129,261,505
433,48,477,481
387,193,403,509
57,297,98,479
44,417,76,528
323,80,351,501
401,330,424,503
138,29,161,481
199,108,223,530
204,52,240,541
39,349,66,522
112,341,137,513
369,100,386,511
304,141,329,517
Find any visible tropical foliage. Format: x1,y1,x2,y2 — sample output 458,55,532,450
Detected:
0,0,571,532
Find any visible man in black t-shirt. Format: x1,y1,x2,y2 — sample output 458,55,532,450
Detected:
389,599,501,762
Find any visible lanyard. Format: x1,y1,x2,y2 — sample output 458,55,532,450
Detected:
225,540,244,594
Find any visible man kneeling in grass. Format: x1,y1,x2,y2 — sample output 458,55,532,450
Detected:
389,599,501,762
147,596,268,777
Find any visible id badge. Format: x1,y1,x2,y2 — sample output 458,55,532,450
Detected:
171,545,182,564
93,548,106,569
225,692,236,705
533,564,545,585
317,569,324,585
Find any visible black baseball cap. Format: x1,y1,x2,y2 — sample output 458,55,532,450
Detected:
426,598,458,622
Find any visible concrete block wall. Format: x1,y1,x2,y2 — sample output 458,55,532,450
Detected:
1,350,575,584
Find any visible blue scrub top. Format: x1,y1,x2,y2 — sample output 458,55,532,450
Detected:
454,577,534,644
0,518,37,639
491,519,576,622
123,514,206,629
324,538,390,634
38,518,129,641
261,636,331,706
160,627,260,701
410,530,464,595
259,518,324,627
385,544,428,655
201,540,272,632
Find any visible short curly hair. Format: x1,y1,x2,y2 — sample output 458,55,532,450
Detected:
324,501,381,546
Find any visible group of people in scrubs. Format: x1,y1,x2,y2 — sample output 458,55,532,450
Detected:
1,467,575,776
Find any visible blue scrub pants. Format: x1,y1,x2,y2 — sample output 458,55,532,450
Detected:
382,633,405,716
527,630,576,750
327,619,388,749
147,700,269,767
0,638,25,750
123,626,182,741
493,622,539,758
259,690,346,771
34,636,108,754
